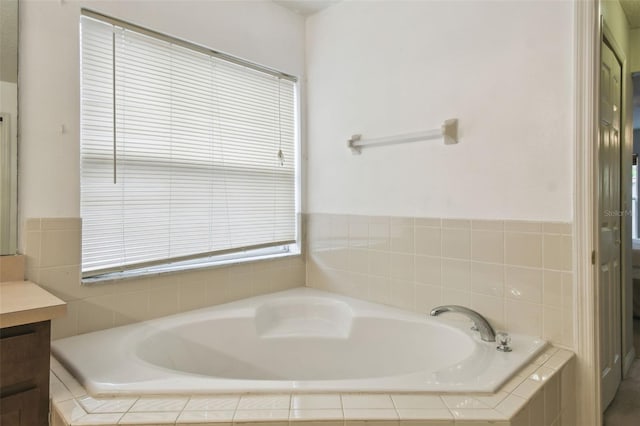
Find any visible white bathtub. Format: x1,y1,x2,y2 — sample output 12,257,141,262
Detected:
52,288,546,396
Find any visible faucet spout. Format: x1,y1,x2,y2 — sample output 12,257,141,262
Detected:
430,305,496,342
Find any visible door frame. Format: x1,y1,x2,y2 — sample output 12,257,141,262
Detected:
574,1,601,423
574,1,635,424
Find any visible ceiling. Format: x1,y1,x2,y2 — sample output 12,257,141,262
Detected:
621,0,640,29
273,0,340,16
276,0,640,25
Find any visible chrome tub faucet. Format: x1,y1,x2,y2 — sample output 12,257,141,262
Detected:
430,305,497,342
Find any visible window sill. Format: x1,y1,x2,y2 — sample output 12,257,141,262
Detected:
82,244,301,286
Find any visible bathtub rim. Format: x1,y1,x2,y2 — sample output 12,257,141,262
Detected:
52,288,548,396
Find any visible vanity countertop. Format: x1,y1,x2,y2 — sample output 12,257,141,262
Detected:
0,281,66,328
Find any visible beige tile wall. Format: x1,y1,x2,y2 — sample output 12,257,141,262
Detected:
29,214,573,348
306,214,574,349
23,218,305,339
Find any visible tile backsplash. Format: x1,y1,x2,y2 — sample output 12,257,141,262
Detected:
23,218,305,339
23,215,573,349
306,214,574,348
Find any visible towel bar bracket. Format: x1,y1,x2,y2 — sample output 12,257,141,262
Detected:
347,134,363,155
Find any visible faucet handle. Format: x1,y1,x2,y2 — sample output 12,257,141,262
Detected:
496,332,512,352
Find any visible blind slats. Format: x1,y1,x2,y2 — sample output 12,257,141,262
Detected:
80,15,297,276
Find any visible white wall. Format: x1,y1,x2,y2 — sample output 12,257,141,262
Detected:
305,0,574,221
18,0,305,245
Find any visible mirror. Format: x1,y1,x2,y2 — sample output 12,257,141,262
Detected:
0,0,18,255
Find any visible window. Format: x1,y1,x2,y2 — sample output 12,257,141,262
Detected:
80,12,298,279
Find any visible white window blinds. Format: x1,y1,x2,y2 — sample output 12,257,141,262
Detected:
80,14,297,277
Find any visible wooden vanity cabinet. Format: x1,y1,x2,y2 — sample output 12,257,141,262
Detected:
0,321,51,426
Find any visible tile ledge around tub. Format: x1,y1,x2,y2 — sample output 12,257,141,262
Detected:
50,347,575,426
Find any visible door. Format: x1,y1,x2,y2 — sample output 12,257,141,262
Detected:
599,40,623,410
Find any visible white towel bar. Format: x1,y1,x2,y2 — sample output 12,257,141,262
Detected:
347,118,458,155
